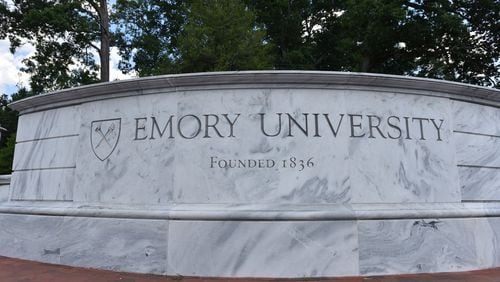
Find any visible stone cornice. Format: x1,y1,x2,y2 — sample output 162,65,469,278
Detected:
9,71,500,114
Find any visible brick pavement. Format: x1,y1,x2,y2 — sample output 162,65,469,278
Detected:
1,256,499,282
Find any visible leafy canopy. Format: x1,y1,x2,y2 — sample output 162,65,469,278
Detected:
0,0,110,94
2,0,497,90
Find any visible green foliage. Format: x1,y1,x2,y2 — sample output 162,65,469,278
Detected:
0,0,108,94
0,89,35,173
248,0,499,87
0,91,18,174
10,88,34,102
22,40,99,94
114,0,273,74
2,0,499,93
246,0,331,70
0,93,20,148
113,0,186,76
331,0,410,73
0,134,15,174
176,0,273,72
403,0,500,87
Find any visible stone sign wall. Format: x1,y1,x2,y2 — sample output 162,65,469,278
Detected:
1,72,500,277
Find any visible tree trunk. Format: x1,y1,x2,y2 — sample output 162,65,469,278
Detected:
98,0,110,82
361,56,370,72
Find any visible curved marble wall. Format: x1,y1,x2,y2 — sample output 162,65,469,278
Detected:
1,71,500,277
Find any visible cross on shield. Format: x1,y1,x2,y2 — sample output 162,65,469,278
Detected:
91,118,121,161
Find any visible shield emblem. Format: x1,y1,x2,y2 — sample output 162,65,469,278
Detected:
91,118,121,161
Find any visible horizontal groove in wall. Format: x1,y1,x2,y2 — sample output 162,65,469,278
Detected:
462,200,500,203
8,199,73,202
453,130,500,139
457,164,500,170
13,166,76,172
16,134,79,144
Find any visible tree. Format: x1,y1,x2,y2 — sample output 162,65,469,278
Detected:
0,134,15,174
249,0,499,87
246,0,336,70
176,0,273,72
0,91,23,148
403,0,499,87
113,0,185,76
0,88,32,174
1,0,498,92
90,0,111,82
0,0,111,94
114,0,273,74
314,0,412,73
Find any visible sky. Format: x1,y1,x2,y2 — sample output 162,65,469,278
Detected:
0,39,32,96
0,39,136,97
0,0,135,97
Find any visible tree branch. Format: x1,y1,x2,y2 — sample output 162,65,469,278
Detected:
87,0,101,19
405,2,424,11
80,8,100,23
88,41,100,52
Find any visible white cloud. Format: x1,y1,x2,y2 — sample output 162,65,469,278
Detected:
66,45,136,81
0,39,136,96
0,39,34,95
110,46,137,81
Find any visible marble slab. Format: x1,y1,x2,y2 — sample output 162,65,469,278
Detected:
460,167,500,201
58,217,168,274
486,217,500,266
0,213,168,274
452,100,500,136
13,136,78,170
346,91,460,203
5,72,500,278
0,187,8,202
74,94,177,205
358,218,496,275
72,88,460,206
0,213,67,264
167,220,359,277
10,169,74,201
173,89,351,204
16,106,80,142
455,133,500,167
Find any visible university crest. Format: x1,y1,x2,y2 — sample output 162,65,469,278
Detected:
91,118,121,161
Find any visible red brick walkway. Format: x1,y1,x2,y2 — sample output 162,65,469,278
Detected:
1,256,500,282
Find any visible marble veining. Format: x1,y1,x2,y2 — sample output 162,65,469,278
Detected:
0,213,168,274
0,184,9,203
455,133,500,167
346,91,459,203
3,72,500,278
0,213,67,264
74,94,178,205
452,100,500,136
10,169,74,201
73,88,460,206
173,89,351,204
13,137,78,170
58,216,168,274
167,220,358,277
358,218,496,275
16,106,80,142
460,167,500,201
486,218,500,266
